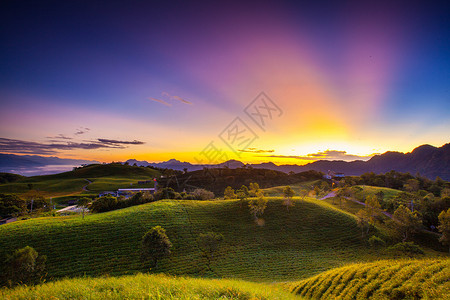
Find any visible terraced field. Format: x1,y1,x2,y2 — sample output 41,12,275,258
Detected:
0,197,376,282
290,259,450,299
0,273,300,300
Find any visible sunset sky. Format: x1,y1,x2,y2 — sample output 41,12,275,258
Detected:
1,1,449,165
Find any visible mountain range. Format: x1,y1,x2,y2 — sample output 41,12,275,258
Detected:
0,143,448,180
127,143,450,180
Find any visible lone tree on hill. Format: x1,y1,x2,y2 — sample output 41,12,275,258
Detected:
4,246,46,287
438,208,450,252
355,195,382,238
224,186,236,199
141,226,172,268
390,205,422,242
77,197,90,219
283,186,295,211
356,209,370,238
248,191,268,220
249,182,260,197
298,189,308,200
236,185,249,208
197,232,224,270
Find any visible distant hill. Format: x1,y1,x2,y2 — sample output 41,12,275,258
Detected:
127,143,450,180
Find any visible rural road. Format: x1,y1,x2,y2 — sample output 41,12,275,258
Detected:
82,179,92,191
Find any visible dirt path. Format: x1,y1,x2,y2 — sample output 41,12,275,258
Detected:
82,179,92,191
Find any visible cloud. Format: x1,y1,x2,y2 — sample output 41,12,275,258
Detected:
238,147,275,153
149,97,172,107
0,137,145,155
46,134,73,140
75,127,90,135
97,139,145,145
149,92,193,106
171,95,192,105
262,150,376,162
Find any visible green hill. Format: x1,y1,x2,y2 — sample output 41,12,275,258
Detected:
0,164,159,197
0,273,300,300
290,259,450,299
0,197,380,282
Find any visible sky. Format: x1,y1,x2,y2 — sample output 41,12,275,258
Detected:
1,0,449,165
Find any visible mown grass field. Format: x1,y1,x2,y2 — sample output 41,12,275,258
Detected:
0,273,301,300
355,185,402,199
289,259,450,300
262,181,321,197
0,164,159,198
0,197,388,282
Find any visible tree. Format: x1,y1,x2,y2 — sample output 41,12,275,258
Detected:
248,191,268,220
249,182,260,197
191,189,214,200
404,179,420,193
298,189,308,200
4,246,46,287
375,190,385,202
0,194,26,218
224,186,236,200
356,209,370,238
390,205,422,242
89,195,118,213
283,186,295,211
77,197,90,219
22,190,48,213
236,185,249,208
365,195,382,226
197,232,224,269
141,226,172,268
438,208,450,252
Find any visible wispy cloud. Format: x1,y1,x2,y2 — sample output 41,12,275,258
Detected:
0,137,145,155
97,139,145,145
238,147,275,153
149,92,193,107
46,134,73,140
262,150,376,162
75,127,91,135
149,97,172,107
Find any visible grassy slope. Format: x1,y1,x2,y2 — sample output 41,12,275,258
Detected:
0,273,300,300
289,259,450,300
262,181,321,197
0,197,383,282
0,164,159,197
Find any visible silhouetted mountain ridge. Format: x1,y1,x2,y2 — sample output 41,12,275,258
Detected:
127,143,449,180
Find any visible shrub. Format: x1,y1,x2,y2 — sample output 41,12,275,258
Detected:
89,195,118,213
191,189,215,200
0,194,26,218
368,235,386,248
141,226,172,268
388,242,424,255
3,246,46,287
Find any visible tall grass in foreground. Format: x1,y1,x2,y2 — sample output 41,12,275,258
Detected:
290,258,450,299
0,273,300,300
